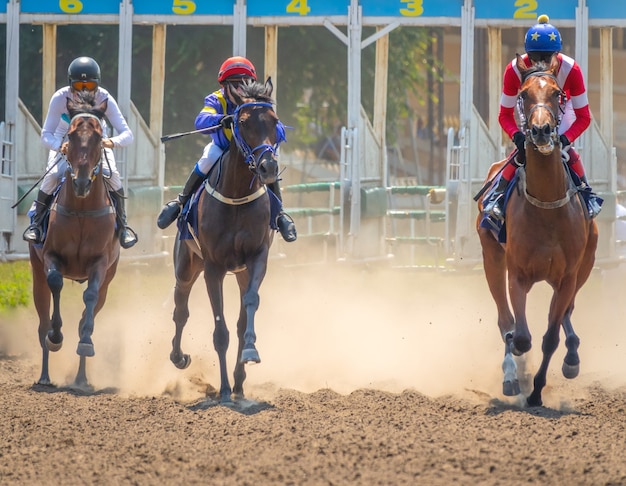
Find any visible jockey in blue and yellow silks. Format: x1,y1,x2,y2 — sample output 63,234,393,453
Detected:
157,56,297,242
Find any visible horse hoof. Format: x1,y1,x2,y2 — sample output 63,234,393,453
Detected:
562,362,580,379
172,354,191,370
240,348,260,364
527,394,543,408
503,379,521,397
45,334,63,352
76,342,95,357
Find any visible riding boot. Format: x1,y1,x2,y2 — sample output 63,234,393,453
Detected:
578,175,603,219
483,176,510,221
157,170,205,229
110,189,138,249
266,180,297,242
23,190,55,243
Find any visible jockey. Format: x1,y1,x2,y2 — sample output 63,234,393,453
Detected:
483,14,602,220
157,56,297,242
24,56,138,249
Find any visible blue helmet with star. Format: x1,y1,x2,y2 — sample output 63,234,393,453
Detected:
524,14,562,53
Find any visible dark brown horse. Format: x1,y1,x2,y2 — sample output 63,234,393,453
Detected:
169,79,282,404
476,55,598,407
29,92,120,389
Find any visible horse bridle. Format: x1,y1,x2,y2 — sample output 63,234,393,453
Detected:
231,101,284,172
517,72,565,152
65,112,104,183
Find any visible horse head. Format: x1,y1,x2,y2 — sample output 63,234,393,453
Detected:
65,92,107,197
516,53,563,155
226,78,283,185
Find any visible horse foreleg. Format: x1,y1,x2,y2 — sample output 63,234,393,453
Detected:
527,282,576,407
561,307,580,379
502,332,521,396
239,258,267,366
31,251,53,385
45,268,64,353
508,277,532,355
526,322,560,407
204,269,232,403
76,271,104,358
232,272,251,398
477,228,515,339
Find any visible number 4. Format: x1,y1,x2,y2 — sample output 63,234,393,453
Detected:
286,0,311,16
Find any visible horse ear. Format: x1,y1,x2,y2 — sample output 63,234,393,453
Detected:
92,98,108,119
66,97,78,118
264,77,273,97
225,83,243,105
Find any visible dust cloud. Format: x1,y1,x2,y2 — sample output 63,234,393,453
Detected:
3,247,626,407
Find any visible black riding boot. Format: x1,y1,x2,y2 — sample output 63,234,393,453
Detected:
578,175,603,218
110,189,138,249
483,176,510,221
157,170,205,230
23,190,55,244
267,180,297,242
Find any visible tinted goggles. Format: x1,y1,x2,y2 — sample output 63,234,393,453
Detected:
71,80,98,92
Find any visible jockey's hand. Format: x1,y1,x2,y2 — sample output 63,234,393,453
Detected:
513,131,526,153
559,134,571,149
220,115,234,129
102,139,115,149
60,141,69,154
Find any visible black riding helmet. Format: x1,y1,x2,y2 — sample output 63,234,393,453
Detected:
68,56,101,87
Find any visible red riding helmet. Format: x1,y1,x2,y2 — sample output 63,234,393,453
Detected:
217,56,257,83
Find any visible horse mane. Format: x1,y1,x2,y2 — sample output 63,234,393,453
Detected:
520,61,551,82
238,81,274,104
67,90,107,120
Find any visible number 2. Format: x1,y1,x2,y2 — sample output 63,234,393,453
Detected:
513,0,537,19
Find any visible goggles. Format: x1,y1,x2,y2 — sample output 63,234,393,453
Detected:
71,80,98,92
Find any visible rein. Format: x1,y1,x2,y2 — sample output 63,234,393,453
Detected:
206,100,284,206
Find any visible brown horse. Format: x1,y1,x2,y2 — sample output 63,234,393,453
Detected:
476,55,598,407
29,92,120,389
169,79,282,404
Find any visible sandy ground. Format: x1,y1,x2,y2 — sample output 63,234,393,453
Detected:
1,247,626,485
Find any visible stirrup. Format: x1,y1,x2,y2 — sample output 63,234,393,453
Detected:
484,195,504,221
277,213,297,242
23,224,43,244
157,200,182,229
119,227,138,249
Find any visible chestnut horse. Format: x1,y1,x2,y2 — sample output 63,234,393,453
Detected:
169,79,283,404
29,92,119,389
476,55,598,407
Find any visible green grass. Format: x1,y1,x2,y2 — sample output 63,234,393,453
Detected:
0,261,32,309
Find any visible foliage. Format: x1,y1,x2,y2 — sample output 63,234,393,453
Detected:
4,23,446,184
0,261,31,309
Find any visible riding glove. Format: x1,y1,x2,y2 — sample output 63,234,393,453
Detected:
559,134,571,148
513,131,526,153
221,115,234,129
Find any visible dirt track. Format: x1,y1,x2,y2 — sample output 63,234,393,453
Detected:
1,256,626,485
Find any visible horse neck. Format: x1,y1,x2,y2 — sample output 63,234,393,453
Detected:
57,172,110,210
215,144,261,198
524,148,569,201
